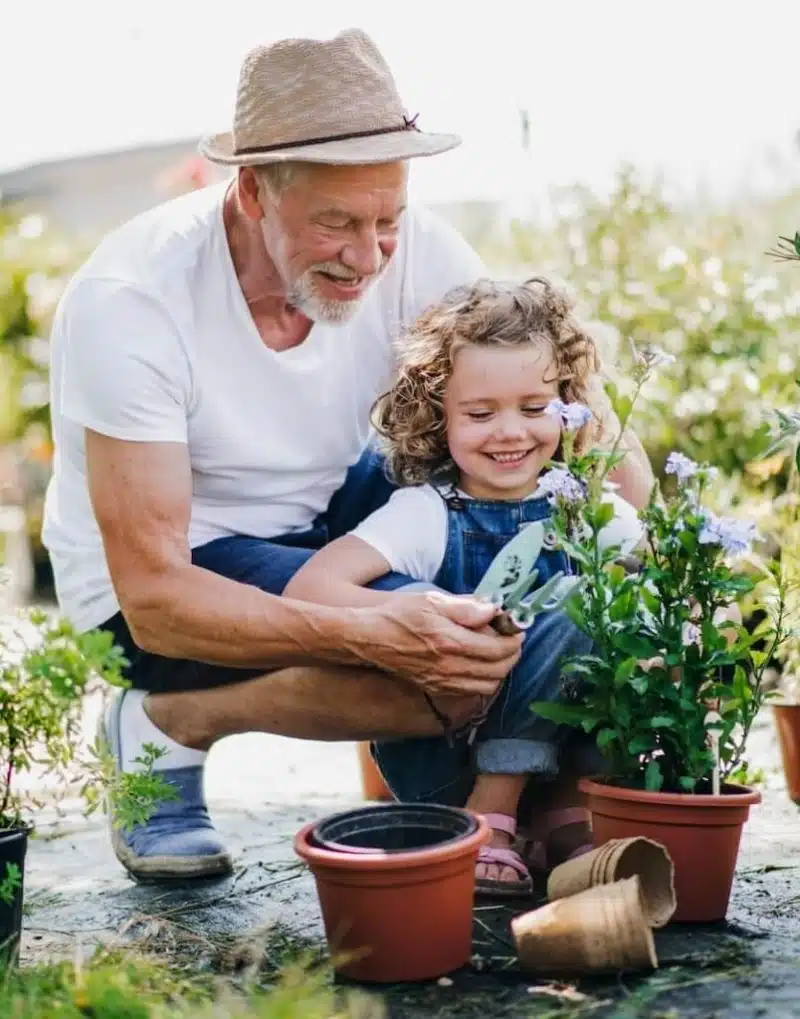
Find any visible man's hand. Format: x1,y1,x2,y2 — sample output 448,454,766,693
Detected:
351,591,524,697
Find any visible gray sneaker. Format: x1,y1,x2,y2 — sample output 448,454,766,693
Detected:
97,690,233,882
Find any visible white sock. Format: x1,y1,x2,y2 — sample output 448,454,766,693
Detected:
119,690,207,772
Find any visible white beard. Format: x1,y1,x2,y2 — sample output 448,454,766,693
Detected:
286,270,365,325
260,223,387,325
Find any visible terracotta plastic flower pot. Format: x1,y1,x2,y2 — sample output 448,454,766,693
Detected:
773,703,800,804
295,804,490,983
578,777,760,923
356,742,393,802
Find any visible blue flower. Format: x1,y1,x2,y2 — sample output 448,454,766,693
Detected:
664,451,699,483
698,512,759,556
537,468,587,504
545,399,593,432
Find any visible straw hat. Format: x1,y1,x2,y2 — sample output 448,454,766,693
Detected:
199,29,461,166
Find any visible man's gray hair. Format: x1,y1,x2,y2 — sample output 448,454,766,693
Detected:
252,162,307,198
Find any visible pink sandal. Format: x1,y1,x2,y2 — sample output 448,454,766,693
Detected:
521,807,594,876
474,813,534,900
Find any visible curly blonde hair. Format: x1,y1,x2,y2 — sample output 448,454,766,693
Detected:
372,276,609,486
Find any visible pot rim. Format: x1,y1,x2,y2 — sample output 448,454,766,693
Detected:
0,823,33,841
311,802,479,856
578,775,761,808
772,699,800,710
294,811,490,871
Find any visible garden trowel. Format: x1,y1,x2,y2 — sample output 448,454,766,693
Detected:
473,521,583,635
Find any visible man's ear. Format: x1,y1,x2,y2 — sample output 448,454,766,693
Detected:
237,167,264,222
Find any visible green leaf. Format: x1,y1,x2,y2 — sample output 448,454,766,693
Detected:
592,501,615,531
641,586,661,615
609,591,634,622
628,734,655,755
529,702,589,727
645,760,663,792
616,394,634,425
606,564,627,589
732,664,750,700
678,530,697,553
596,728,617,749
612,633,660,659
647,715,677,729
614,656,638,687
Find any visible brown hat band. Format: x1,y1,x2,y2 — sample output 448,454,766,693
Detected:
234,115,420,156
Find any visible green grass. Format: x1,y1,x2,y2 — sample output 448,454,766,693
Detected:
0,948,384,1019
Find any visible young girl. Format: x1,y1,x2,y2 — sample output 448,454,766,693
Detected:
285,277,642,897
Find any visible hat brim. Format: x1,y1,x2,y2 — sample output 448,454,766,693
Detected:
198,129,461,166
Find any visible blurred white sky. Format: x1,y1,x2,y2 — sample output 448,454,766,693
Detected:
3,0,800,204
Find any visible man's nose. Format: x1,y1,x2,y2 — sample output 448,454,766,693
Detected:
341,229,382,277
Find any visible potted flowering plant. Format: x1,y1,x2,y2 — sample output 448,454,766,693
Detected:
761,234,800,804
532,348,790,922
0,572,174,962
756,386,800,805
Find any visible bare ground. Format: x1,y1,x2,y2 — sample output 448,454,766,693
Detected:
21,707,800,1018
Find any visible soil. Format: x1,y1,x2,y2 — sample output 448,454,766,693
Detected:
21,708,799,1018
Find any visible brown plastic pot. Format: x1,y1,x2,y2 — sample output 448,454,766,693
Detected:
773,703,800,804
356,742,393,802
578,777,760,923
294,805,490,983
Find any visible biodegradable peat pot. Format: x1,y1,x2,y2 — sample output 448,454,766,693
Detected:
294,804,490,983
578,777,760,923
356,742,393,802
0,828,28,965
547,836,676,928
773,703,800,805
512,875,658,975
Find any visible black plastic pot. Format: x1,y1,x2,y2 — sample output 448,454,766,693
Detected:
0,828,28,965
310,803,478,855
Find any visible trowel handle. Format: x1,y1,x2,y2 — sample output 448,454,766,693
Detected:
491,610,530,636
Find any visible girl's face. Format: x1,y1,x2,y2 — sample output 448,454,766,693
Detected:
443,342,562,500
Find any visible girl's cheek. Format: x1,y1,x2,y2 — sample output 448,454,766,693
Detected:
535,420,562,448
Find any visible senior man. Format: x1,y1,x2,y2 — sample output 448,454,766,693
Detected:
42,29,654,882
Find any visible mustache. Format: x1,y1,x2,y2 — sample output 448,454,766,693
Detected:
309,259,389,282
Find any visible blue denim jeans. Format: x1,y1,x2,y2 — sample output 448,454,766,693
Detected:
372,609,601,806
413,488,577,785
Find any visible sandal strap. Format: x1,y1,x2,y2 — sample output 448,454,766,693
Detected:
482,812,518,837
539,807,590,834
525,839,548,873
477,845,530,881
565,842,594,862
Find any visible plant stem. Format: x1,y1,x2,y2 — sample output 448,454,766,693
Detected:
597,375,648,488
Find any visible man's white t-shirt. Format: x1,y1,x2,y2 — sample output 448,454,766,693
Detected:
349,483,644,584
42,182,486,632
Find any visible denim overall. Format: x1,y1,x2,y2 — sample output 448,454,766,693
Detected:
372,486,594,806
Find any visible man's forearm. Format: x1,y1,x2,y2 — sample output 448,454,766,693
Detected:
122,562,374,670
